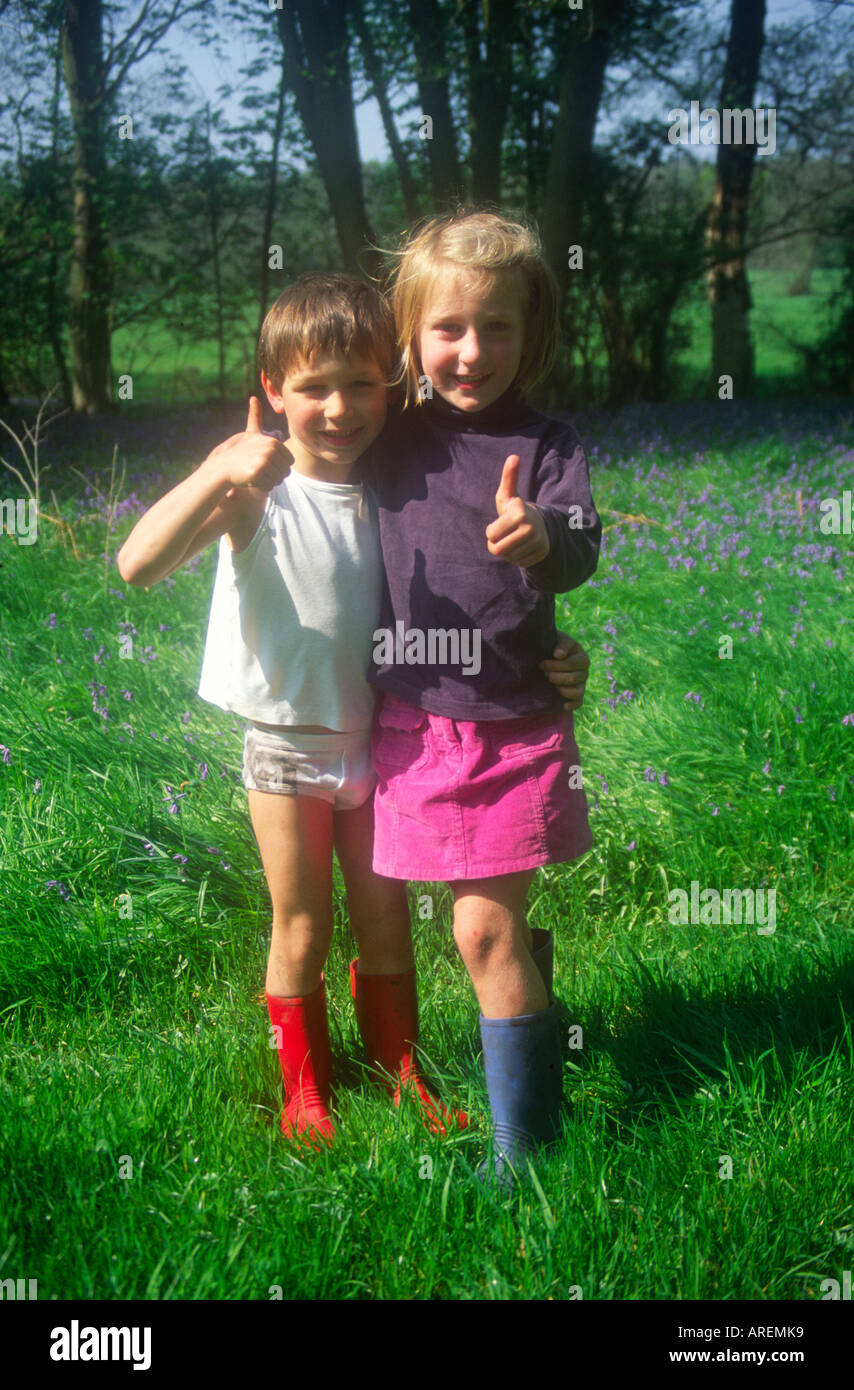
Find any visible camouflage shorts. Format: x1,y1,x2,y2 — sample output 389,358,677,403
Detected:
242,723,376,810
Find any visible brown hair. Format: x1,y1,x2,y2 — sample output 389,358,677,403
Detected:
389,210,560,408
258,273,398,389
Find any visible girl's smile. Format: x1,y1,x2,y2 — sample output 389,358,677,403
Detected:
418,273,526,412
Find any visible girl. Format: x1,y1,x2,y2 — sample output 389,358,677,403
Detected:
367,212,601,1181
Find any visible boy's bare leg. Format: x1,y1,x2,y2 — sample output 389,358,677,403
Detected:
333,793,414,974
452,871,547,1019
248,789,335,998
335,793,467,1132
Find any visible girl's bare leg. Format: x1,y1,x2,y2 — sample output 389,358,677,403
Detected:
452,870,547,1018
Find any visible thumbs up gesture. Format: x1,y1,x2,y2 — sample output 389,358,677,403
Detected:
207,396,293,495
485,454,550,567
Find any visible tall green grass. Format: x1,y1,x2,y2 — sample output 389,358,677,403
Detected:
0,403,852,1299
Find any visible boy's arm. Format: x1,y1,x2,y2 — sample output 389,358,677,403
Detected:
117,399,291,586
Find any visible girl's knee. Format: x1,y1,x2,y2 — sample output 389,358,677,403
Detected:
453,914,502,967
452,898,530,969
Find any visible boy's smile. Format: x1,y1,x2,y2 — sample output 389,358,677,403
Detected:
417,272,526,412
262,351,387,481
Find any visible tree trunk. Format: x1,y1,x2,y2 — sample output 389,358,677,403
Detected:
276,0,379,275
350,0,421,223
407,0,465,208
47,39,73,406
203,106,226,407
706,0,767,398
541,0,623,309
61,0,112,414
459,0,516,205
257,58,288,345
787,230,819,297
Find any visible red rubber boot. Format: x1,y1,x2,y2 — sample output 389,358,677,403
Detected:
266,978,335,1147
349,959,468,1135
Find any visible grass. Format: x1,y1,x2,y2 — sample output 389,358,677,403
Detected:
0,397,852,1300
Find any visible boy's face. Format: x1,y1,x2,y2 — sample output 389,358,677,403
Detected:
262,350,387,478
417,269,526,413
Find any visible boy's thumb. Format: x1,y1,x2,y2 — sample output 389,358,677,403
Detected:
246,396,263,433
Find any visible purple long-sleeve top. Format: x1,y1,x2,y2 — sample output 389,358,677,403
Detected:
365,388,601,719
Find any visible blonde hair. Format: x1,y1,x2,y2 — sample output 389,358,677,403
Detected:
389,210,560,408
258,273,397,390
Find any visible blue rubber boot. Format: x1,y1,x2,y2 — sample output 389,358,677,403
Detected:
529,928,554,1004
476,1004,564,1189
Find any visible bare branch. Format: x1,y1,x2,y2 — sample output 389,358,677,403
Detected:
104,0,210,102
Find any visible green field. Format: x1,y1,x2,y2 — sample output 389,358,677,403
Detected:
109,269,844,406
0,400,852,1299
669,269,844,397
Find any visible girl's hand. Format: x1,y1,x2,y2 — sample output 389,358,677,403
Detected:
539,634,590,712
206,397,293,493
485,454,550,566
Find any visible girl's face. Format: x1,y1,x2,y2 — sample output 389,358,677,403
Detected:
417,270,526,413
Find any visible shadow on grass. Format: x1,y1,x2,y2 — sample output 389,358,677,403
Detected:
557,937,854,1128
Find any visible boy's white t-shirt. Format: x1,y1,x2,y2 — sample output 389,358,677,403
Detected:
197,469,383,731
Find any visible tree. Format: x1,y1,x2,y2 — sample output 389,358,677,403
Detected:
61,0,111,414
275,0,379,275
541,0,627,309
705,0,767,398
0,4,73,404
59,0,210,414
406,0,464,207
350,0,421,223
458,0,516,205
